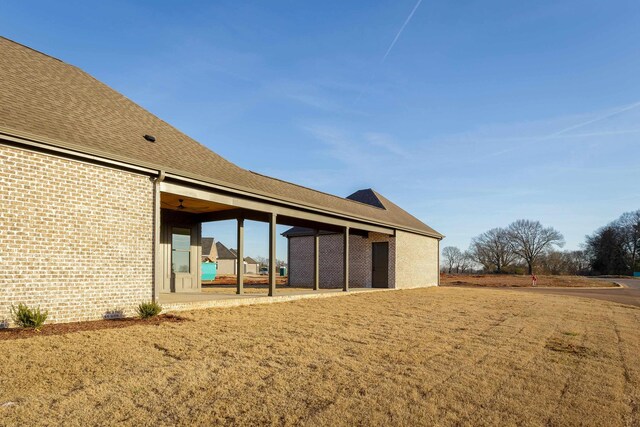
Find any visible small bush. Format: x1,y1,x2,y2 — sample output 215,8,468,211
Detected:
11,303,48,330
137,301,162,319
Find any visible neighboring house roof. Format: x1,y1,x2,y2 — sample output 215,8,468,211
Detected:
202,238,215,258
214,242,258,264
215,242,237,260
0,37,442,238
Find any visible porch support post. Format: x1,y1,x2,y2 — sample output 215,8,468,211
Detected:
343,226,349,292
236,217,244,295
153,171,165,302
268,212,277,296
313,230,320,291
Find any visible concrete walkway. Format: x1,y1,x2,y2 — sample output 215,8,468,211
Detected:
160,288,388,312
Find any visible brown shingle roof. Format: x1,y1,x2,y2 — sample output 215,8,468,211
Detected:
215,242,236,260
0,37,442,238
202,238,215,258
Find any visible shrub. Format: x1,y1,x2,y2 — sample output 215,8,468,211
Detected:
11,303,48,330
136,301,162,319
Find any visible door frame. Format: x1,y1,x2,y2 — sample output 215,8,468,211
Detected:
371,241,389,288
160,211,202,293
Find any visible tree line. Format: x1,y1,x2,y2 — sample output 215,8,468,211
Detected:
441,210,640,276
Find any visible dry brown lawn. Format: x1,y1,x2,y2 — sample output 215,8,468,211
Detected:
1,287,639,426
442,273,618,288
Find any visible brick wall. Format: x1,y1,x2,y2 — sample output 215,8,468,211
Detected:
0,144,154,326
288,232,395,288
394,230,439,289
288,230,438,289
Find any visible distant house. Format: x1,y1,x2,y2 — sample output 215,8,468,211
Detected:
216,241,238,274
202,237,217,262
244,257,260,275
215,242,261,275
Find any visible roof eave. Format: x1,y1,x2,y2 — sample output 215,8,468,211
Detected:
0,126,444,240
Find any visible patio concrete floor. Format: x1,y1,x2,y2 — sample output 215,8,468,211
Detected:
159,287,385,313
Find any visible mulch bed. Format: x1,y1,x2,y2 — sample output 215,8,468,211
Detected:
0,314,188,341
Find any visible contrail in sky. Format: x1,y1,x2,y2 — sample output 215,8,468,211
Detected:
381,0,424,63
546,100,640,138
354,0,424,105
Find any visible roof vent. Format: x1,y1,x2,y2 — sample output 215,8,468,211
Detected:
143,134,156,142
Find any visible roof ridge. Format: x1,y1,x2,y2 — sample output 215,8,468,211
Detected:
1,36,65,63
247,170,386,211
346,188,387,210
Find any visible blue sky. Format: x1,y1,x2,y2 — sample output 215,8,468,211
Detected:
2,1,639,260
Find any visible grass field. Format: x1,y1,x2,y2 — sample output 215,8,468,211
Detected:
441,273,618,288
1,287,639,426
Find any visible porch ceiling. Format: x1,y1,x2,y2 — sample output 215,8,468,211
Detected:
161,193,236,214
161,182,394,235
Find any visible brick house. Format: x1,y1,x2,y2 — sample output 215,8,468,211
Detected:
215,241,260,275
0,37,443,325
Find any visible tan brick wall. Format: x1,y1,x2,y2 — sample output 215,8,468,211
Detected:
288,232,395,288
0,144,154,326
394,230,439,289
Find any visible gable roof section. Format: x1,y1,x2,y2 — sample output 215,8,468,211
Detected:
346,189,386,209
244,257,259,265
202,237,215,257
0,37,442,238
215,242,237,260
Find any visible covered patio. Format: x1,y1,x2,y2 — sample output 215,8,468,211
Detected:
155,177,395,303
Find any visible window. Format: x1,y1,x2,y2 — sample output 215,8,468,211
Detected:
172,228,191,273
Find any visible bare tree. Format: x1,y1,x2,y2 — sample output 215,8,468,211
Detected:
615,210,640,273
566,250,590,274
458,250,474,273
441,246,463,274
469,228,516,273
507,219,564,274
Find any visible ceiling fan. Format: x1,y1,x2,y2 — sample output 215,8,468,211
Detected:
161,198,211,212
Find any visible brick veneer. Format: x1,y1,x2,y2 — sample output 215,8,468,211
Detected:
394,230,438,289
287,231,438,289
0,144,154,326
288,232,395,288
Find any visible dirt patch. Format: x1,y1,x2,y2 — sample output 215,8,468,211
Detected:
0,314,187,341
545,338,594,357
441,274,617,288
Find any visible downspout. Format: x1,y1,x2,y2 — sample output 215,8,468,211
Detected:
153,170,166,302
437,238,441,287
